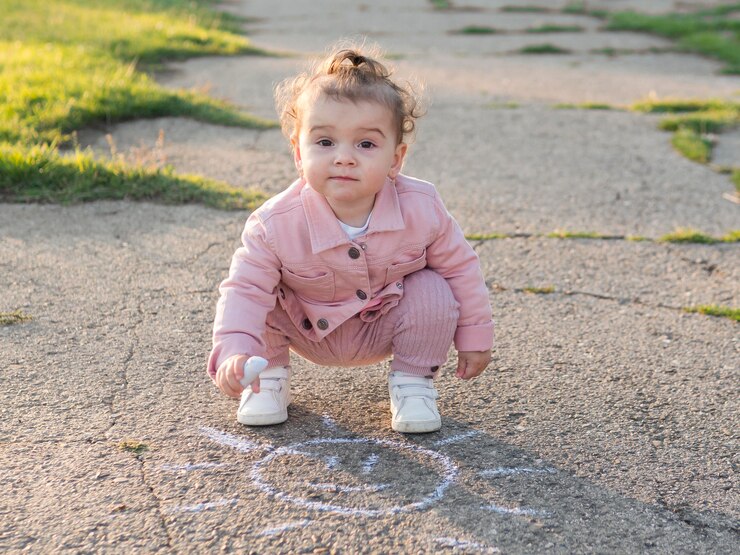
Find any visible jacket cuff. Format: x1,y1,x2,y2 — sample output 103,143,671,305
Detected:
453,321,495,352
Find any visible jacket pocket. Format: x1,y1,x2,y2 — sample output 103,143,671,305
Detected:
385,251,427,285
280,268,335,302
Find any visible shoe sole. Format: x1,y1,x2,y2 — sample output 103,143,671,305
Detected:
237,409,288,426
391,418,441,433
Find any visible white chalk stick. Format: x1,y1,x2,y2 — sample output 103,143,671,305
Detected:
239,356,269,387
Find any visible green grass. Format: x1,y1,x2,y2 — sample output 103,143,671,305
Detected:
465,232,511,240
604,6,740,74
0,310,33,326
501,5,549,13
0,143,267,209
523,285,556,294
456,26,499,35
658,228,718,244
117,439,150,455
518,44,571,54
554,102,614,110
683,305,740,322
525,25,584,33
546,230,608,239
429,0,453,9
629,98,739,165
733,169,740,193
671,128,713,163
1,0,275,207
486,101,520,109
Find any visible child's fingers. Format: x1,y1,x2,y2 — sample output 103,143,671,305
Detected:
250,377,261,394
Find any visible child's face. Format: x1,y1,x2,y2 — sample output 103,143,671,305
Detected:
291,94,407,224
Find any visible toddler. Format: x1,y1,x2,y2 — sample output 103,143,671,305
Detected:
208,46,494,433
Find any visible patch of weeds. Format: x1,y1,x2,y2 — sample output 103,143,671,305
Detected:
658,228,717,244
626,235,650,242
523,285,556,294
630,98,739,166
546,230,608,239
465,232,510,240
659,110,738,134
525,25,584,33
555,102,614,110
0,143,267,210
722,229,740,242
562,2,608,17
486,101,520,109
683,305,740,322
501,5,549,13
604,7,740,74
1,0,275,207
117,439,150,455
429,0,453,9
518,44,571,54
630,98,737,113
671,128,713,163
455,26,499,35
0,310,33,326
733,169,740,192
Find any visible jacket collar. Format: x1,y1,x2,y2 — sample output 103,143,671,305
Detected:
301,177,406,254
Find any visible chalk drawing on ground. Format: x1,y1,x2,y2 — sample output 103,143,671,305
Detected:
250,437,459,517
193,422,555,526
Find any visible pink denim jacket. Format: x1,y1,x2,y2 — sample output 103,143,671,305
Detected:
207,174,494,378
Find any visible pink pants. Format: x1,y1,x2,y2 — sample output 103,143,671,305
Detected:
262,270,460,377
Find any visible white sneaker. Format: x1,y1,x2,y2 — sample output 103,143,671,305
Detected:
237,366,290,426
388,373,441,433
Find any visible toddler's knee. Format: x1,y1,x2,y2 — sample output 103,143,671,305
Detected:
403,269,459,319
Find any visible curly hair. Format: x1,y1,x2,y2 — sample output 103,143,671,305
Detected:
275,44,423,145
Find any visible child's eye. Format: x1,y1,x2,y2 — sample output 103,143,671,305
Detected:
358,141,376,149
317,139,333,147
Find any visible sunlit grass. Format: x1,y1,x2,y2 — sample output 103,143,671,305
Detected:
518,44,571,54
683,305,740,322
629,97,739,165
0,0,275,207
525,25,584,33
0,143,267,209
604,7,740,74
671,128,712,163
0,310,33,326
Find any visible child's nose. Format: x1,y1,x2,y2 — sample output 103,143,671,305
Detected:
333,145,356,165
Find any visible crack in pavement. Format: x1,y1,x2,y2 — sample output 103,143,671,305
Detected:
488,281,692,313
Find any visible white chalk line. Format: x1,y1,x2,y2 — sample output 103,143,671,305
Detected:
435,537,500,552
482,504,552,518
259,519,313,536
479,467,557,478
322,414,338,430
160,462,227,472
308,482,391,493
362,453,380,474
251,437,459,517
324,455,340,470
168,498,238,513
432,431,482,447
200,426,269,453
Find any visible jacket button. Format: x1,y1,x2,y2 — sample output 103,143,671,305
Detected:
317,318,329,330
348,247,361,259
356,289,367,300
302,318,312,330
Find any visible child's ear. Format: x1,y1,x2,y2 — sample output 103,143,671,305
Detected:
388,142,408,179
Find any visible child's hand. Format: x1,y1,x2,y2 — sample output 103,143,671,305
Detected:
215,354,260,398
455,350,492,380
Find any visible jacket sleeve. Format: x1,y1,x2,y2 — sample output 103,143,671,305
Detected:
207,212,282,379
425,190,494,352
